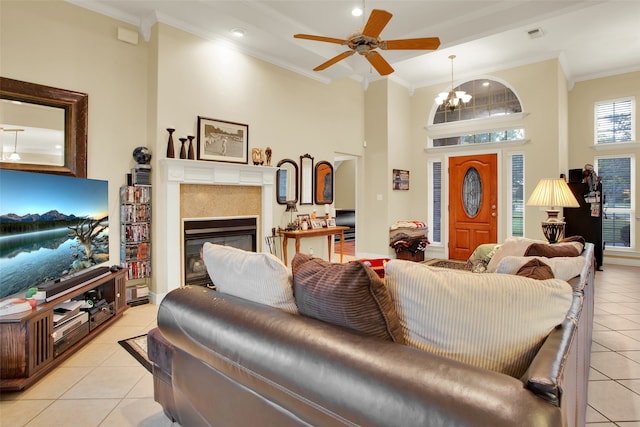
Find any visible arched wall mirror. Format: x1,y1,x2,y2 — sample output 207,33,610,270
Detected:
0,77,88,177
276,158,298,205
314,161,333,204
299,153,314,205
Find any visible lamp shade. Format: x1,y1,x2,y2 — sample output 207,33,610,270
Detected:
526,178,580,209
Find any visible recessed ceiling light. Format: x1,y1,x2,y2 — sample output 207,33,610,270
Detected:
230,28,246,38
352,7,363,17
483,82,490,87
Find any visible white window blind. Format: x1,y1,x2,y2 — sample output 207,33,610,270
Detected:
510,153,524,237
595,98,634,144
431,162,442,243
596,156,634,248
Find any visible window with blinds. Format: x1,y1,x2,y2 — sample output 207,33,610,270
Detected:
596,156,634,248
510,153,524,237
431,162,442,243
595,97,635,144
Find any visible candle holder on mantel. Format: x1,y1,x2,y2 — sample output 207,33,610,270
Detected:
187,135,195,160
179,137,187,159
166,128,176,158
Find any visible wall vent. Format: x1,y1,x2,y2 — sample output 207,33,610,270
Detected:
527,28,544,39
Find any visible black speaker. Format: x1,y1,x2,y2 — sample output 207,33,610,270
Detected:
568,168,583,183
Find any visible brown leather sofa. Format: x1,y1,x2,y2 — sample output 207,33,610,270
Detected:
148,243,594,427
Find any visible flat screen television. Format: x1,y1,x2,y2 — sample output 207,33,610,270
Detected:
0,169,109,299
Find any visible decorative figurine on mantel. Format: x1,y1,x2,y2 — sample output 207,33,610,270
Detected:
265,147,272,166
252,148,264,165
187,135,195,160
166,128,175,158
179,137,188,159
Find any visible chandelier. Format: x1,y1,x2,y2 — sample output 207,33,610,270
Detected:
435,55,472,112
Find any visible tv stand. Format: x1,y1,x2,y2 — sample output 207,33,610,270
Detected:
0,269,127,391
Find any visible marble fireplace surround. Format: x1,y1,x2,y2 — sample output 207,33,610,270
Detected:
158,159,276,299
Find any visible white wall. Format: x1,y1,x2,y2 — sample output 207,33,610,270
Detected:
149,23,366,294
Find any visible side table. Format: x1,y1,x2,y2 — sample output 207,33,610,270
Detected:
279,226,349,266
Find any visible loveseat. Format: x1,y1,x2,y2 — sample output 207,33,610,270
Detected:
148,242,595,427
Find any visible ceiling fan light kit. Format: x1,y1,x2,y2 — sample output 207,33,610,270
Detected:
435,55,472,112
294,9,440,76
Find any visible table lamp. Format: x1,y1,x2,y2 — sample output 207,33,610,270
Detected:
526,178,580,243
285,201,298,230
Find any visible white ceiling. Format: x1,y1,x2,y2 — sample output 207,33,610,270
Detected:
66,0,640,90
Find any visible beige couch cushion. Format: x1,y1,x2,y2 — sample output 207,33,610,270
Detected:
385,260,573,378
202,243,298,314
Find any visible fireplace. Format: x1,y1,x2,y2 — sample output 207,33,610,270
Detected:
183,216,258,287
157,158,275,301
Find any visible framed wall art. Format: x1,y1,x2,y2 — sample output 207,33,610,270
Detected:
392,169,410,190
197,116,248,164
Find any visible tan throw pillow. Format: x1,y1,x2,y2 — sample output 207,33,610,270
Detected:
385,260,573,378
202,243,298,314
495,255,586,281
292,253,404,343
486,237,545,272
516,259,555,280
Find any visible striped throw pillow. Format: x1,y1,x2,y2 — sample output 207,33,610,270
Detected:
292,253,404,343
202,243,298,314
385,260,573,378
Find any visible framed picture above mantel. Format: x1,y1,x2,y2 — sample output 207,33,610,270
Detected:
197,116,248,164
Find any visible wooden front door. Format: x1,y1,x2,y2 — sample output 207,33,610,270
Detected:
448,154,498,260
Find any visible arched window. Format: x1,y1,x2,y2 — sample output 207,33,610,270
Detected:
430,79,525,148
433,79,522,124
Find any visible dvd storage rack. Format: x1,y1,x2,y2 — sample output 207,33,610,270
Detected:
120,185,152,280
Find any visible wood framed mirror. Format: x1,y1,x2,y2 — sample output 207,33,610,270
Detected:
299,153,314,205
314,161,333,204
0,77,88,177
276,158,298,205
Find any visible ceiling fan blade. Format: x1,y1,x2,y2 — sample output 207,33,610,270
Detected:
362,9,393,39
294,34,347,45
365,51,394,76
313,50,355,71
382,37,441,50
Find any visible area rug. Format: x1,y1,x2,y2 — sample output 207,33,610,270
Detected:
118,334,152,373
423,259,473,271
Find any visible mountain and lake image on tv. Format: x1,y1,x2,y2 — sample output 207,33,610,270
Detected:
0,169,109,299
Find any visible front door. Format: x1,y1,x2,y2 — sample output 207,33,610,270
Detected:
448,154,498,260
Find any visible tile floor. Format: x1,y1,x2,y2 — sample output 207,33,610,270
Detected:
1,263,638,426
588,264,640,425
0,302,176,427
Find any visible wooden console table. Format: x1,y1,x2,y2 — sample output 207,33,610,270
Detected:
280,226,349,266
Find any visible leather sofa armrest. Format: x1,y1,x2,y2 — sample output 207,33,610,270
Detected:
522,316,577,406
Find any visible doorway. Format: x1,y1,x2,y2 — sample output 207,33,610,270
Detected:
334,156,357,256
448,154,498,260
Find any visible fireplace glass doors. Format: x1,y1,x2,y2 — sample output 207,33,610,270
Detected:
183,216,257,287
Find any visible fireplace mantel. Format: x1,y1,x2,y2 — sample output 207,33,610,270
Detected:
161,158,276,187
156,159,276,301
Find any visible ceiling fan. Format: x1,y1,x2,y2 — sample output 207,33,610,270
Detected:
294,9,440,76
